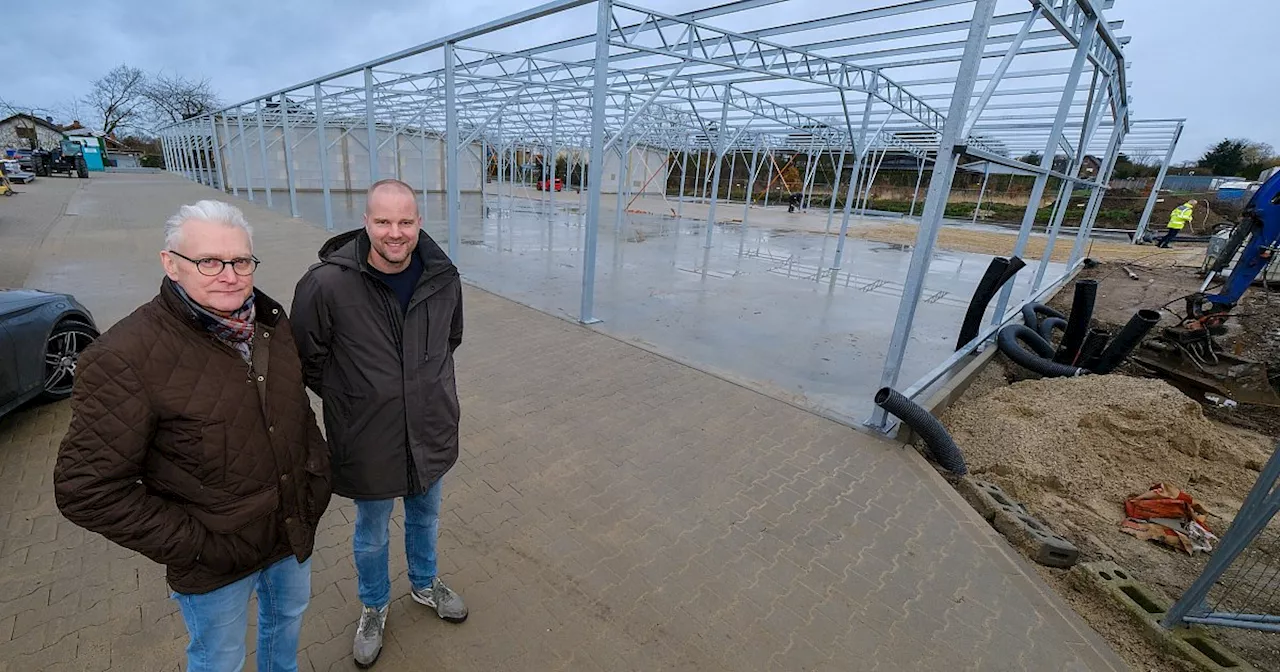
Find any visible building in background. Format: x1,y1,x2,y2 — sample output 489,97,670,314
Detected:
0,114,66,151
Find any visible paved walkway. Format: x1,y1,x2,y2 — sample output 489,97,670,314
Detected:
0,173,1124,671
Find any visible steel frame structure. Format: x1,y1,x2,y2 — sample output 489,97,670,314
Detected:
159,0,1182,431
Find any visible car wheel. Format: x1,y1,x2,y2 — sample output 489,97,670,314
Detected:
39,320,99,401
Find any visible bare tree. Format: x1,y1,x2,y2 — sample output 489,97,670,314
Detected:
84,64,148,136
144,72,221,125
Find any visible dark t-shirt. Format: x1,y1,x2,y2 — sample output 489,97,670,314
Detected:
368,251,424,313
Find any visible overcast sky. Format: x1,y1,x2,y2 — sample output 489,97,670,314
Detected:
4,0,1276,163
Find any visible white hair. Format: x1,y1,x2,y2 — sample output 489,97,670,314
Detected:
164,200,254,251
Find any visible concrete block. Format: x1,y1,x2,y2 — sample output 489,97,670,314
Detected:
1071,562,1257,672
954,478,1028,522
990,508,1079,568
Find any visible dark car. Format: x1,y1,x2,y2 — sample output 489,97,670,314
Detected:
0,289,99,419
13,149,35,172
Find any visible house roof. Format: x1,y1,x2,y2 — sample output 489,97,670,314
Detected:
0,113,65,134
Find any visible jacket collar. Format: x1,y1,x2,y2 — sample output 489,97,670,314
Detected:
317,229,457,282
158,277,285,330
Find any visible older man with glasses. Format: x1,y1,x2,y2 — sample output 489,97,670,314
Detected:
54,200,332,672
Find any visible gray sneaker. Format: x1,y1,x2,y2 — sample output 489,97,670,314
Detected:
411,577,468,623
353,604,388,668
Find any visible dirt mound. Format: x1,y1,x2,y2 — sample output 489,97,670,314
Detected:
942,370,1280,671
942,374,1272,521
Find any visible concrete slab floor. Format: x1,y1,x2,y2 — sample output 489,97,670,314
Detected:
251,187,1064,423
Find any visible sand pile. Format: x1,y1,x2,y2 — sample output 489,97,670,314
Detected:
942,371,1280,672
942,373,1274,525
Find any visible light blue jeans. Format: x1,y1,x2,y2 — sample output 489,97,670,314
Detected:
172,556,312,672
353,478,443,608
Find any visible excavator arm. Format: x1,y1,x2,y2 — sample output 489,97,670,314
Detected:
1131,171,1280,406
1203,171,1280,308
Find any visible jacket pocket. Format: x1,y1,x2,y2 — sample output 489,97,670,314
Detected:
162,419,228,484
188,486,279,534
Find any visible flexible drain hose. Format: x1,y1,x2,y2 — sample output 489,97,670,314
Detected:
1091,309,1162,374
998,324,1086,378
874,387,967,476
1038,316,1068,343
1055,279,1097,364
1021,302,1066,331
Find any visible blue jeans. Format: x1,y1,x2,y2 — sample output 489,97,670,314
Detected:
172,556,312,672
354,478,442,608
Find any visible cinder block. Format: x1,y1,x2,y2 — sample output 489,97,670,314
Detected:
955,477,1028,522
990,508,1079,568
1071,562,1258,672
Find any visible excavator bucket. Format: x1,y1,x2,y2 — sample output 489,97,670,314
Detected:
1133,339,1280,407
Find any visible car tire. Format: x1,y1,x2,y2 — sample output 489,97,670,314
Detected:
38,320,99,402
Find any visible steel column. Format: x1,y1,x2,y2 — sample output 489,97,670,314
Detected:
1134,121,1184,243
869,0,999,429
579,0,611,324
281,98,300,217
704,87,732,247
832,94,876,270
219,115,237,196
315,84,335,231
549,102,559,220
194,128,210,186
445,41,461,259
742,141,761,227
256,100,273,207
236,112,254,201
676,145,689,221
907,157,925,218
365,67,379,184
971,161,991,225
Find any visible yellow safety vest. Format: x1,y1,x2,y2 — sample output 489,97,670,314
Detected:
1168,203,1194,230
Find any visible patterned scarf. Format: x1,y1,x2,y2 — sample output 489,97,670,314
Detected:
171,279,256,362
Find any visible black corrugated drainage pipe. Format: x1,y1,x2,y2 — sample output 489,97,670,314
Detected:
1076,328,1111,369
1021,302,1066,330
874,387,968,476
955,256,1025,350
1091,309,1162,374
1055,279,1098,364
997,324,1087,378
1038,317,1068,343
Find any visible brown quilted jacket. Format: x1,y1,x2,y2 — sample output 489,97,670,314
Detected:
54,279,333,595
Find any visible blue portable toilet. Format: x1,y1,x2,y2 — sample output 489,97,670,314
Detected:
66,135,107,171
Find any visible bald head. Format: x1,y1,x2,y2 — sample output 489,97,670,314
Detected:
366,179,418,215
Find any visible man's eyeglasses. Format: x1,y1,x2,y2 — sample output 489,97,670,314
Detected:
168,250,260,277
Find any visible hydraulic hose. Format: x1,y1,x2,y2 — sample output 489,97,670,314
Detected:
1055,279,1097,364
874,387,967,476
997,324,1086,378
1091,309,1162,374
1038,317,1068,343
955,256,1025,350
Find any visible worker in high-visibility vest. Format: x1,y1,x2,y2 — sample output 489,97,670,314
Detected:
1157,199,1197,248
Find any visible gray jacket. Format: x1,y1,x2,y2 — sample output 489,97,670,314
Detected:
291,229,463,499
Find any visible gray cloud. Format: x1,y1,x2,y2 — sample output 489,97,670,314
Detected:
7,0,1276,164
